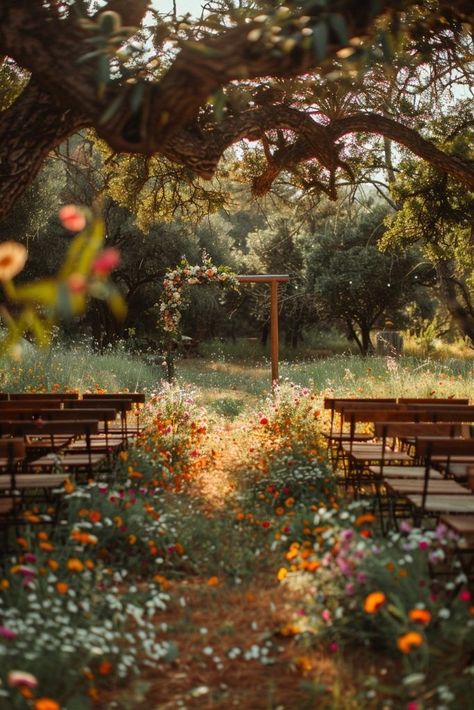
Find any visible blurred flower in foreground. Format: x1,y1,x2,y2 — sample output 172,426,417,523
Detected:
92,247,121,276
59,204,87,232
0,241,28,280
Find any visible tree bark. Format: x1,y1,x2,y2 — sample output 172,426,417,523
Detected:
0,1,473,218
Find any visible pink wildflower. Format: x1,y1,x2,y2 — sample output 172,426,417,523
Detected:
92,247,121,276
8,671,38,689
59,205,86,232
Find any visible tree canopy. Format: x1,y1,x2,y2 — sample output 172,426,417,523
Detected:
0,0,473,222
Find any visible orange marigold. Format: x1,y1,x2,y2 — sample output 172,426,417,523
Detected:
408,608,432,625
397,631,424,654
67,558,84,572
56,582,69,594
364,591,386,614
34,699,60,710
207,576,220,586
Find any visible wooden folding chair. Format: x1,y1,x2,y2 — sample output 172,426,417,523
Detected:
404,438,474,527
370,422,469,532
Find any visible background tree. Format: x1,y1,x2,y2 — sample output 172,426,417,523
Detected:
307,204,432,354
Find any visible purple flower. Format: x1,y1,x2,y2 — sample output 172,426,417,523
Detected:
400,521,412,533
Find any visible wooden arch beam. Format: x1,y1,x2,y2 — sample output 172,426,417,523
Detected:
238,274,289,385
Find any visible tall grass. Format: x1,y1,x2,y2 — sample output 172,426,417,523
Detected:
1,344,472,406
0,344,161,393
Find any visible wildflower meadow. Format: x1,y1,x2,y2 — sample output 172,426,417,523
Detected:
0,350,473,709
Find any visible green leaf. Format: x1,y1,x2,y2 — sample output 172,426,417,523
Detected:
107,287,127,321
328,13,348,45
312,21,328,61
12,279,57,306
55,283,74,319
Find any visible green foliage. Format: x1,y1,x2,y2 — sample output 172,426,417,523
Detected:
307,204,427,354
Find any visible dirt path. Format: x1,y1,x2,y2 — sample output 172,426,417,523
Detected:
112,416,341,709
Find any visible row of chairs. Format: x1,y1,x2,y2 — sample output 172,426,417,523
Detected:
323,397,474,549
0,392,145,544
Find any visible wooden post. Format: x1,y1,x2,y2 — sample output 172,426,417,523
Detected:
270,279,279,384
237,274,289,387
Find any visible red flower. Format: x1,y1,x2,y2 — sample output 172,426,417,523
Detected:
59,204,86,232
92,247,121,276
259,416,269,425
262,521,271,529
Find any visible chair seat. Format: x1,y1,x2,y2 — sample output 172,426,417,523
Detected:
28,453,106,470
406,495,474,514
0,473,66,490
440,514,474,540
369,466,442,479
385,479,469,496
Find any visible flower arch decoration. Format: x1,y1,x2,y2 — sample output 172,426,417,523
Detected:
159,252,240,379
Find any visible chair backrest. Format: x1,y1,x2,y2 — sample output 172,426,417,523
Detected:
335,400,398,414
83,393,145,404
343,407,474,425
398,398,470,405
38,408,117,422
0,420,99,436
415,437,474,458
374,422,463,439
8,392,79,400
0,400,62,410
64,399,128,412
324,397,396,410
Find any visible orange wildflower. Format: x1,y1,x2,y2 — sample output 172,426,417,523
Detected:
34,699,60,710
38,532,49,541
128,534,137,545
0,579,10,589
275,507,285,516
397,631,424,654
364,592,386,614
64,479,75,494
280,624,300,636
207,576,220,586
56,582,69,594
98,661,112,676
84,560,95,570
355,513,376,526
16,537,28,549
277,567,288,582
409,608,432,625
48,559,59,572
39,542,54,552
67,558,84,572
89,511,101,523
294,656,313,672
